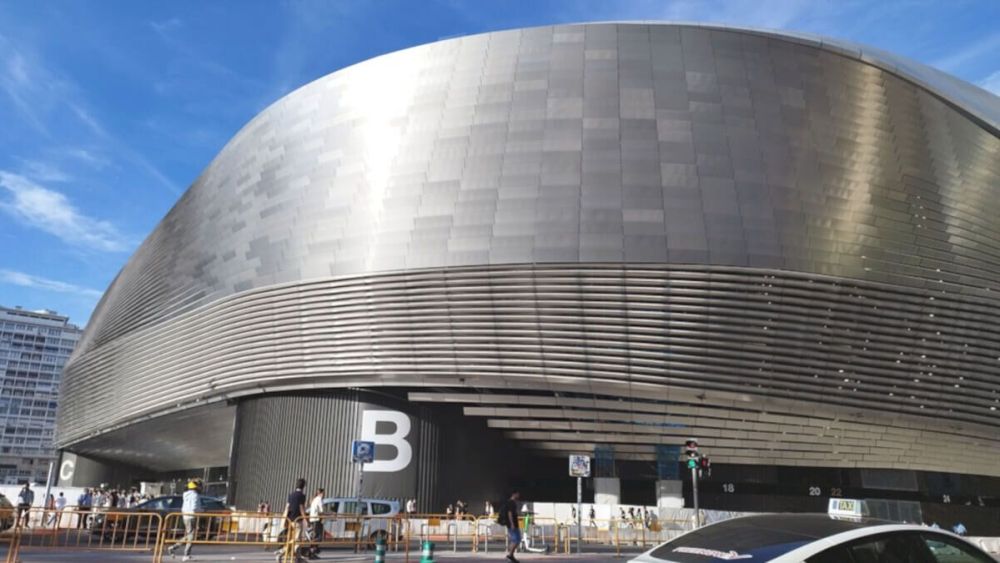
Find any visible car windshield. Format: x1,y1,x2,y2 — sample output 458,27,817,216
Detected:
649,515,887,563
202,498,226,510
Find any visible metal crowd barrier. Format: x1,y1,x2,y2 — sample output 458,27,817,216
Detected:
284,513,407,561
3,507,163,563
395,513,478,553
152,510,282,562
557,516,692,555
0,507,699,562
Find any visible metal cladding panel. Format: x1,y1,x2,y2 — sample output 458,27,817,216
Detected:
228,391,523,510
230,392,364,509
58,23,1000,475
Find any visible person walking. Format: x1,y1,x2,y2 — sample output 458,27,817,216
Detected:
274,478,308,562
51,492,67,528
76,488,92,529
307,487,325,559
258,500,272,536
16,483,34,527
167,480,203,561
498,490,521,563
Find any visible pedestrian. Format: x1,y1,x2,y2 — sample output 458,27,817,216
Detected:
307,487,325,559
497,490,521,563
445,503,453,517
76,488,92,529
93,489,106,518
274,478,308,562
258,500,272,536
16,483,34,527
166,480,202,562
589,506,596,527
109,489,119,511
52,492,67,528
406,498,417,514
484,500,494,517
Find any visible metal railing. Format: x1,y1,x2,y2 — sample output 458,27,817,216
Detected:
0,507,701,562
284,513,407,562
3,507,163,563
152,510,283,562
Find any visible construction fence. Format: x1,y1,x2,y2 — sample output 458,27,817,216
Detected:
0,507,695,562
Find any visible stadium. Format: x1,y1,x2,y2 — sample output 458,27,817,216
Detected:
56,23,1000,529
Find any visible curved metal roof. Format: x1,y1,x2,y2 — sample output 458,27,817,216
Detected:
555,22,1000,134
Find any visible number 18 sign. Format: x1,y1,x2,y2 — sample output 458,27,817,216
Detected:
569,454,591,478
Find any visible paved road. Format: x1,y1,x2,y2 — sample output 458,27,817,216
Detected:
0,546,633,562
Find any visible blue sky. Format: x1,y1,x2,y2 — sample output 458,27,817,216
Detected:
1,0,997,327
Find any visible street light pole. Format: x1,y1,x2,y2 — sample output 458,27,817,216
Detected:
691,463,700,528
576,476,582,553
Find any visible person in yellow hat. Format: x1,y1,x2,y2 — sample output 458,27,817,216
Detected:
167,480,202,561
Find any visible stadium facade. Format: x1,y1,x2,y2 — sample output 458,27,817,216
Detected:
56,23,1000,530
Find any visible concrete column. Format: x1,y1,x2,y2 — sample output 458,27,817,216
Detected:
656,480,684,509
594,477,620,505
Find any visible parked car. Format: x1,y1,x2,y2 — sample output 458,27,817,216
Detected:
265,497,400,545
630,514,997,562
322,497,400,544
0,493,13,532
90,495,231,541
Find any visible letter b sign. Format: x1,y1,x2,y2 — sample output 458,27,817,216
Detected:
360,410,412,472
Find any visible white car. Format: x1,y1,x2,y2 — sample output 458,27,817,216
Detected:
320,497,400,543
265,497,400,544
630,514,997,563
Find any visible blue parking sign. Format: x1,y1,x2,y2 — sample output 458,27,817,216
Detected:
352,440,375,463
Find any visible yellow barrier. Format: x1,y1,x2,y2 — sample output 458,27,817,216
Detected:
400,513,477,553
153,510,284,562
284,513,406,560
557,516,691,555
0,506,690,561
3,507,163,563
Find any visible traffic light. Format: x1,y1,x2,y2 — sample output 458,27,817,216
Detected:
699,455,711,477
684,438,699,469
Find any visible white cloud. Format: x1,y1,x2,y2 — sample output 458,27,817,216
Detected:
0,171,131,252
931,33,1000,72
0,269,103,299
0,34,180,195
16,159,71,182
63,147,111,170
978,70,1000,96
656,0,820,30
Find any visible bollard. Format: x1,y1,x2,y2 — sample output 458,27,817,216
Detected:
374,537,386,563
420,540,435,563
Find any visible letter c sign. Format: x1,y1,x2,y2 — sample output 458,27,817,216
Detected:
60,459,75,482
360,410,412,472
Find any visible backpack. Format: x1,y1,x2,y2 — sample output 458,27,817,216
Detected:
495,500,510,526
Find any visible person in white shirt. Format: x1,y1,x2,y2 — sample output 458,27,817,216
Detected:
307,488,325,559
167,480,202,561
48,492,67,527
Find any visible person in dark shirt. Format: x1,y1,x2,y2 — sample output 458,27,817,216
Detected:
500,490,521,563
274,478,308,561
286,478,307,522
